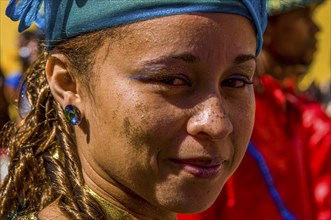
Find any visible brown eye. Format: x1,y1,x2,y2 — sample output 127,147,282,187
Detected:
155,75,191,87
221,77,253,88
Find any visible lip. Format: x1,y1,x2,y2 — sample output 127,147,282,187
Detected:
310,39,317,50
170,158,225,178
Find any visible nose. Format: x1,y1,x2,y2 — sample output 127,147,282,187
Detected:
186,96,233,140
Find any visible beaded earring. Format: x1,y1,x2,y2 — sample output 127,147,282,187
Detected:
64,104,82,125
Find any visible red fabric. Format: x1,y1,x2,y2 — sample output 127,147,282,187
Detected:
178,75,331,220
0,148,8,156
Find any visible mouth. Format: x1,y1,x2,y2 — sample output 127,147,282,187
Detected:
169,158,225,178
310,39,317,50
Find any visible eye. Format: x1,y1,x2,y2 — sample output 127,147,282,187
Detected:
221,76,253,88
153,75,191,87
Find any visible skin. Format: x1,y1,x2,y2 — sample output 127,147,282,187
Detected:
261,7,320,81
46,13,256,219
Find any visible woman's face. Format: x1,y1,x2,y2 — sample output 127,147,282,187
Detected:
266,8,320,66
78,13,256,214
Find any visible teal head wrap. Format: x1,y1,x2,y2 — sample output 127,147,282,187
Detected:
6,0,267,55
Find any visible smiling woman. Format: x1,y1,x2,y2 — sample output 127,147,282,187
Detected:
0,1,267,219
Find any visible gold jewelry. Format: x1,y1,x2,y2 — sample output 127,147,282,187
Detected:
86,186,138,220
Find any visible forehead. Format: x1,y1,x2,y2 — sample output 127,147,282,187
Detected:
101,13,256,64
124,13,254,41
271,8,312,23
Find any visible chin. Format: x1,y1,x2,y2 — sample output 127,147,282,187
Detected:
301,50,316,65
172,199,215,214
302,57,314,66
165,187,223,214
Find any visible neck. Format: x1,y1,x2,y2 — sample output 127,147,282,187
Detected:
79,150,176,220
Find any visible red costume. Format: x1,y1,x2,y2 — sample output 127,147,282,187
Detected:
177,75,331,220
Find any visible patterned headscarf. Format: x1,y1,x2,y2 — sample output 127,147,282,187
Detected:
6,0,268,55
267,0,325,15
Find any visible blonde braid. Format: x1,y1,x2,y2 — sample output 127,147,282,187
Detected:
0,50,104,219
0,26,126,219
0,52,54,218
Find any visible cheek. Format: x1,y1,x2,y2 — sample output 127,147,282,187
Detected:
229,93,255,157
93,95,150,147
90,85,172,163
85,89,161,182
120,103,155,149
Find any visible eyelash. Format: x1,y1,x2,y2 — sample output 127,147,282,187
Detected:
151,75,192,87
140,74,252,89
221,76,253,88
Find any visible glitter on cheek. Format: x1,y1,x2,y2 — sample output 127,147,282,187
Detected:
123,117,131,136
122,102,153,149
130,126,146,148
122,117,145,148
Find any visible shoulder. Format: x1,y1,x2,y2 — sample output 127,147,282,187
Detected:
37,198,69,220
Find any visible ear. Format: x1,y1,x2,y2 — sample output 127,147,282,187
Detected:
46,54,83,113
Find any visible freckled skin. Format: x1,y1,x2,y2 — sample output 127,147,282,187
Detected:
123,117,131,136
123,116,147,148
75,13,256,219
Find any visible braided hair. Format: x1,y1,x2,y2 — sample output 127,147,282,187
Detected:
0,27,123,219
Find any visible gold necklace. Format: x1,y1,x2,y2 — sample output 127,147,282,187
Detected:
86,187,138,220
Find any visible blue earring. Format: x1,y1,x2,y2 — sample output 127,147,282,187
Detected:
64,104,82,125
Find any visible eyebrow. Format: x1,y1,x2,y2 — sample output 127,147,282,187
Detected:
233,54,256,64
141,53,255,65
141,53,199,65
172,53,257,65
171,53,200,63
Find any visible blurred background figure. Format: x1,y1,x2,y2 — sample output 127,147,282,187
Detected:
258,0,330,112
0,68,10,184
178,0,331,220
3,29,43,122
304,81,331,117
0,26,43,184
0,68,10,130
0,147,9,184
